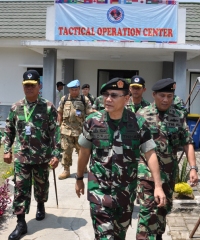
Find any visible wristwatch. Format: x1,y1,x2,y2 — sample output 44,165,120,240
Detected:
189,166,198,172
75,174,84,180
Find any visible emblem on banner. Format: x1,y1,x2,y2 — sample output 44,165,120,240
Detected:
107,6,124,24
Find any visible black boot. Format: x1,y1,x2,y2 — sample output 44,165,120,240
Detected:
156,234,163,240
8,214,27,240
36,202,45,221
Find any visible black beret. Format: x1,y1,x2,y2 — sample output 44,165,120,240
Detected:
152,78,176,92
82,84,90,89
56,81,65,87
23,70,40,85
100,78,129,94
130,75,145,87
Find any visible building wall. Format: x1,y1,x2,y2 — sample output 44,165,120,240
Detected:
74,60,163,102
0,47,62,105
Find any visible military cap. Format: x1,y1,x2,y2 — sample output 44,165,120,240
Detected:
100,78,129,94
67,79,80,88
130,75,145,87
81,84,90,89
23,70,40,85
152,78,176,92
56,81,65,87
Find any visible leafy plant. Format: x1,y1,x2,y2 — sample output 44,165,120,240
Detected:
0,179,11,217
174,157,193,197
175,157,190,184
2,167,14,180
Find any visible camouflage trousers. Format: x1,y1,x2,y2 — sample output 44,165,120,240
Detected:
13,162,50,215
61,134,80,167
136,179,174,240
90,202,134,240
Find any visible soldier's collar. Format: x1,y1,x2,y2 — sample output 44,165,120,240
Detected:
104,108,128,122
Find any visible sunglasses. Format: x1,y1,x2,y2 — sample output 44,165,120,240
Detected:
102,92,125,99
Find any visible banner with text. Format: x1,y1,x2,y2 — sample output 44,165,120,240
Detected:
55,4,178,42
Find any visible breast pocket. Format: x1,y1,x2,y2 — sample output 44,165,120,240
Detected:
150,126,160,140
92,139,110,162
63,103,71,118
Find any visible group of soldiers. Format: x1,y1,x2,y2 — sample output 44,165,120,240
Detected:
2,70,199,240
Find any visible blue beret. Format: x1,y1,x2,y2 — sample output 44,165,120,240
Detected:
100,78,129,94
67,79,80,88
152,78,176,92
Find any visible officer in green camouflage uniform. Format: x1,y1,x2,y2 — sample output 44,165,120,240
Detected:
81,83,95,105
4,70,61,240
75,78,166,240
92,95,104,111
136,78,198,240
126,76,150,113
58,79,93,180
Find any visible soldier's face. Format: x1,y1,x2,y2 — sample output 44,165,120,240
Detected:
153,92,174,111
69,87,80,98
103,90,129,115
23,83,40,100
82,88,89,96
130,86,146,99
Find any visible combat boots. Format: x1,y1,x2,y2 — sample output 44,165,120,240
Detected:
36,202,45,221
58,166,70,180
8,214,27,240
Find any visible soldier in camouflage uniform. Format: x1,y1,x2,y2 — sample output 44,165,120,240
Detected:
126,76,150,113
3,70,61,240
75,78,166,240
0,129,2,146
81,83,95,105
92,95,104,111
58,79,93,180
136,78,198,240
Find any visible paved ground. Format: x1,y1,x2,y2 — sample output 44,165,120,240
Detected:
0,151,172,240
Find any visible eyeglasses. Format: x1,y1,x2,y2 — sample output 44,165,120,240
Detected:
102,92,125,99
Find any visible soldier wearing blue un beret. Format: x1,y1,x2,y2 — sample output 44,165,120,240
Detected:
57,79,93,180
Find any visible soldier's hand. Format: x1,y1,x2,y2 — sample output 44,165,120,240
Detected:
75,181,85,198
154,186,166,207
189,169,198,187
4,152,12,164
49,157,59,169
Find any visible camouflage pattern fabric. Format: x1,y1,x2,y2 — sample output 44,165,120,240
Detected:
87,93,95,105
4,97,61,163
173,95,188,117
126,97,150,113
58,94,92,136
90,202,133,240
136,102,193,239
61,134,80,167
13,162,49,215
79,108,155,208
136,180,173,240
92,95,104,111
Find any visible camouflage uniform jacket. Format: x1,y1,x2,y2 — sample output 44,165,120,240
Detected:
173,95,188,117
4,97,61,164
92,95,104,111
87,93,95,105
58,94,92,136
126,97,150,113
78,108,156,208
137,102,193,183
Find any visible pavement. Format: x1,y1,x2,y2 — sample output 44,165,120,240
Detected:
0,150,199,240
